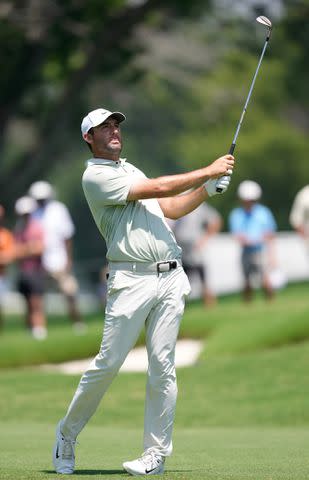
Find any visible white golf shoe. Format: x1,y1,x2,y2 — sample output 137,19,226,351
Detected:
52,421,76,474
123,451,165,476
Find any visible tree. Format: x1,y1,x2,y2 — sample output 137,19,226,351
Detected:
0,0,210,207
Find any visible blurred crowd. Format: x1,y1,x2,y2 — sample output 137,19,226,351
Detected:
0,181,86,340
169,180,309,306
1,179,309,339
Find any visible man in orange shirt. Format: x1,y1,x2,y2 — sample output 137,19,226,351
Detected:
0,204,15,330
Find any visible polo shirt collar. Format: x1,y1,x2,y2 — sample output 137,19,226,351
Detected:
87,157,127,167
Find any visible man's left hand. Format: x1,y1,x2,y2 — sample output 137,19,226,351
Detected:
204,175,231,197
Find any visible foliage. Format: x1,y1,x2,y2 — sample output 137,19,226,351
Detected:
0,0,209,205
0,1,308,264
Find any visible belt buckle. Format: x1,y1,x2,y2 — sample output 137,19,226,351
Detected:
157,260,177,274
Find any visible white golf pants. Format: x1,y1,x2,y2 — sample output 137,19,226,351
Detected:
61,265,191,457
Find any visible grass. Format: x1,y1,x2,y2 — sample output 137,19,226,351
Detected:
1,282,309,367
1,282,309,478
1,341,309,428
1,424,309,479
1,340,309,478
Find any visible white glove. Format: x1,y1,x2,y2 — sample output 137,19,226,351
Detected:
204,175,231,197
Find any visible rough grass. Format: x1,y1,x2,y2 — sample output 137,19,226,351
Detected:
2,341,309,428
1,282,309,367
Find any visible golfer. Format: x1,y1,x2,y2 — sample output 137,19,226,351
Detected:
53,107,235,476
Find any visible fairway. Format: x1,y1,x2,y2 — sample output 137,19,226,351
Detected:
1,284,309,479
1,423,309,480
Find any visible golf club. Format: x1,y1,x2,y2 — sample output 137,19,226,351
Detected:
216,15,273,192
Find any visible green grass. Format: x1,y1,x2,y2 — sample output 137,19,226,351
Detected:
1,341,309,428
1,341,309,478
1,282,309,478
1,424,309,479
1,282,309,367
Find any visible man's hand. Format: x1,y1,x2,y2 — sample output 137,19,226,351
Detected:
204,175,231,197
207,154,234,178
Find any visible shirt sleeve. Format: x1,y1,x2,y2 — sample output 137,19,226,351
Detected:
263,207,277,232
228,209,241,233
57,204,75,239
82,165,135,207
289,190,305,228
0,229,15,252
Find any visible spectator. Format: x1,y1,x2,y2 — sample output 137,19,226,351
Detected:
14,196,47,340
28,181,85,333
229,180,277,302
170,202,222,306
289,185,309,252
0,204,15,330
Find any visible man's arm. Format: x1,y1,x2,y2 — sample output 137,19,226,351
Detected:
193,215,222,251
289,194,307,238
14,238,44,259
158,186,208,219
127,154,234,201
65,238,73,271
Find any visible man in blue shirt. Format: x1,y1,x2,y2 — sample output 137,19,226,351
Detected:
229,180,277,302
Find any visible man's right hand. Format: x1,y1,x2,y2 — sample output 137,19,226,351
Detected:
206,154,235,178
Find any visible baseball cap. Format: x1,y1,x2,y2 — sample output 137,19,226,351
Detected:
81,108,126,136
15,196,37,215
29,181,54,200
237,180,262,201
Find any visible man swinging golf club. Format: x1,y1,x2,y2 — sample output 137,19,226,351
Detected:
52,106,235,475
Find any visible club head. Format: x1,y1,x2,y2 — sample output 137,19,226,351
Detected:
256,15,272,29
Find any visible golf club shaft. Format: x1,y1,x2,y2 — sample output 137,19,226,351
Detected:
216,34,271,192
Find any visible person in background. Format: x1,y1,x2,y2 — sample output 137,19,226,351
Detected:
229,180,277,302
289,185,309,254
14,196,47,340
28,181,85,334
169,202,222,306
0,204,15,331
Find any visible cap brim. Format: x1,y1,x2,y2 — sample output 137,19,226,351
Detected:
108,112,126,123
89,111,126,131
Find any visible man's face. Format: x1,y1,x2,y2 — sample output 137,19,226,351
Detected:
86,117,122,158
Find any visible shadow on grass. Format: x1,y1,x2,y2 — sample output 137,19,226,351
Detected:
43,469,125,475
43,468,196,475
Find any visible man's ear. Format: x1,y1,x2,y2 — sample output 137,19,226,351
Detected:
83,132,92,143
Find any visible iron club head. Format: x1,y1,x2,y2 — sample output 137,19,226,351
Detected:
256,15,272,28
256,15,272,30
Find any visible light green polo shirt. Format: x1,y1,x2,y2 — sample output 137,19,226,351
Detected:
82,158,182,263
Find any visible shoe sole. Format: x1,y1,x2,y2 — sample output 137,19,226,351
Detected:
123,462,164,476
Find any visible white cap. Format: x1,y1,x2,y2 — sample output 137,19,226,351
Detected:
81,108,126,136
15,196,37,215
237,180,262,201
29,181,54,200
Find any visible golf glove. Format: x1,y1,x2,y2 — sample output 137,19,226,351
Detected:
204,175,231,197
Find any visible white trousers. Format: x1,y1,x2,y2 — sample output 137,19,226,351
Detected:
61,266,191,457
